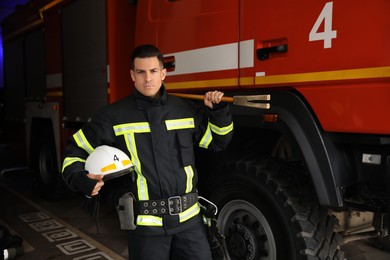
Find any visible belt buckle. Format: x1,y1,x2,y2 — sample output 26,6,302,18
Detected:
168,196,182,215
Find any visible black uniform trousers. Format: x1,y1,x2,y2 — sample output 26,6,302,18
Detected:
127,215,212,260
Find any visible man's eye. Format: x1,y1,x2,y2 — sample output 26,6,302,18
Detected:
137,71,144,74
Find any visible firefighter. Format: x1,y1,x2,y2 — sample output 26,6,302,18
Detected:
62,44,233,260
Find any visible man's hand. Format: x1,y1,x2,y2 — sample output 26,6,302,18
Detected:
204,91,224,109
87,173,104,196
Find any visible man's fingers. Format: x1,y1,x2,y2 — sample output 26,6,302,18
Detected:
204,91,224,108
207,91,220,102
86,174,104,196
91,180,104,196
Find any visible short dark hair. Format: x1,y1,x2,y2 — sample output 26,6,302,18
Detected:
131,44,164,69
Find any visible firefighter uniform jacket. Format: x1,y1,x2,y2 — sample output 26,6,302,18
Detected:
62,85,233,234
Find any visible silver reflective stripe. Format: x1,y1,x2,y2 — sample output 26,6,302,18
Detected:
73,129,94,154
184,165,194,193
136,203,201,226
199,124,212,148
210,122,234,135
62,157,86,172
199,121,233,149
125,133,141,176
114,122,151,201
165,118,195,130
179,203,200,223
137,215,163,226
125,132,149,201
114,122,150,134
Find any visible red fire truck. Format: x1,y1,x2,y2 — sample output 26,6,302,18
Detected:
2,0,390,259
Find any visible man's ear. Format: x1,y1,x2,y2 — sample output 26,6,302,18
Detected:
130,69,135,82
161,68,167,81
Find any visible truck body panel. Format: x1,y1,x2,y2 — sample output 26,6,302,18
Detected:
137,0,390,134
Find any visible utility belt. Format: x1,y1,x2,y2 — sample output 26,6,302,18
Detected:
116,192,198,230
138,193,198,216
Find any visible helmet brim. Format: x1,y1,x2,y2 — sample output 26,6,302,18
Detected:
102,167,134,181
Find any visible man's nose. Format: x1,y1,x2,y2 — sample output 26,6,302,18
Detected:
145,72,152,82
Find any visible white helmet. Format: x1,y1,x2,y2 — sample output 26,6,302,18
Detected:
85,145,134,180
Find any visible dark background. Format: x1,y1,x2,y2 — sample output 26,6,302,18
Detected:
0,0,30,89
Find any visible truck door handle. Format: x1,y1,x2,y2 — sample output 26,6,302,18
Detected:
163,56,176,72
257,44,288,60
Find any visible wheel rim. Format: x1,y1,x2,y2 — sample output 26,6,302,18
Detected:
38,144,54,185
218,200,277,260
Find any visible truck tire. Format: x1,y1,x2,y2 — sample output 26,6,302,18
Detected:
30,123,69,200
208,158,344,260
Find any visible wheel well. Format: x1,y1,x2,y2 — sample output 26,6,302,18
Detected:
225,126,303,162
196,126,302,195
198,90,349,207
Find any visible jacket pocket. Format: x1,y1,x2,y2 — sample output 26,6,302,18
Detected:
176,131,195,166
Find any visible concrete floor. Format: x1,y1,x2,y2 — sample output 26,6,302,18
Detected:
1,143,390,259
0,169,128,259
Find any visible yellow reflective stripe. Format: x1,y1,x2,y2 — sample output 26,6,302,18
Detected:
199,121,233,149
137,215,163,226
115,123,150,201
184,166,194,193
137,174,149,201
124,133,141,173
62,157,86,172
165,118,195,130
73,129,94,154
199,124,212,148
179,203,201,223
126,132,149,201
101,163,116,173
114,122,150,135
136,203,201,226
210,122,234,135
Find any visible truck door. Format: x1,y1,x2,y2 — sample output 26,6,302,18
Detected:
252,0,390,87
139,0,240,91
251,0,390,134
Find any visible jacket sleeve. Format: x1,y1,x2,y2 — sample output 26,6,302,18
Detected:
61,111,116,196
196,102,234,152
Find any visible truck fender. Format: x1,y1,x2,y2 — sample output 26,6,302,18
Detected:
271,91,351,207
231,90,350,207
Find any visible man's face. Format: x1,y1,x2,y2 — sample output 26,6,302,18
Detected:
130,57,166,98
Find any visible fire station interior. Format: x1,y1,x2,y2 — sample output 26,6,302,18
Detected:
1,1,390,260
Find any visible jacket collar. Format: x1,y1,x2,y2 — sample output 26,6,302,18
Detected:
133,84,167,110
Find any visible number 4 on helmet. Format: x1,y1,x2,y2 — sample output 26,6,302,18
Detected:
85,145,134,181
